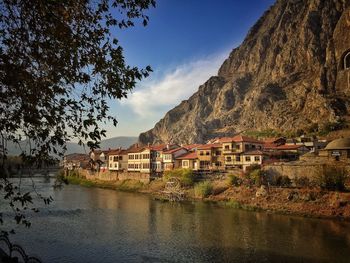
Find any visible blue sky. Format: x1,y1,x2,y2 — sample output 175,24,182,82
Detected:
105,0,275,138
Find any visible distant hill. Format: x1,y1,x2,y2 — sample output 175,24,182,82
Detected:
6,136,138,156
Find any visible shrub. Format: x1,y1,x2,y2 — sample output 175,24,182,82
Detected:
247,169,265,186
163,168,195,187
294,176,311,188
279,176,292,187
227,174,242,187
194,181,213,198
315,165,347,191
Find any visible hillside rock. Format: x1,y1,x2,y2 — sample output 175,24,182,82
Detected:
139,0,350,144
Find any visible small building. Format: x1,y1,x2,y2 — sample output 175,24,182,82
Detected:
162,147,188,170
127,147,145,172
322,138,350,163
176,152,198,170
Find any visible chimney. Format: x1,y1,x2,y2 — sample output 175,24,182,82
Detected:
166,144,169,150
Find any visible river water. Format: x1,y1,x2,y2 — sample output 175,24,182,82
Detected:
1,178,350,263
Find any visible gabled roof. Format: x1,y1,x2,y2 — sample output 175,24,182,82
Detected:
163,147,186,154
126,147,145,153
232,135,263,144
149,144,167,151
176,152,198,160
183,144,202,150
275,145,306,150
197,143,222,150
219,135,263,144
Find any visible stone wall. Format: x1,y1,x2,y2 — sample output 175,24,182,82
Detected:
80,169,150,184
263,162,350,182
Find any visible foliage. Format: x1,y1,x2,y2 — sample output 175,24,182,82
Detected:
294,176,311,188
246,167,265,186
0,0,155,232
243,129,281,138
0,0,155,164
163,168,195,187
227,174,242,187
315,165,347,191
194,181,213,198
277,176,292,187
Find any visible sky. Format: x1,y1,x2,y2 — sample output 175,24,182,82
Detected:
105,0,275,138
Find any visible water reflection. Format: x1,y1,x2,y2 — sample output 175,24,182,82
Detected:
3,178,350,263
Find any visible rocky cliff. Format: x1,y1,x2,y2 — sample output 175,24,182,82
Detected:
139,0,350,144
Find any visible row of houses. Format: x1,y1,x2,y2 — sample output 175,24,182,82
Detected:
63,135,321,175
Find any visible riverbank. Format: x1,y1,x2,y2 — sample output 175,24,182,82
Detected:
65,176,350,220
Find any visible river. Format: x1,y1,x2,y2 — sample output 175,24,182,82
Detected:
1,178,350,263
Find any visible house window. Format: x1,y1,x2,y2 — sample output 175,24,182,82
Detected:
252,145,256,149
226,157,232,162
206,151,210,156
113,156,118,162
216,151,221,156
344,52,350,70
199,151,204,156
245,156,251,162
235,156,241,162
224,145,230,150
254,156,260,162
236,145,240,150
183,160,189,167
119,156,123,161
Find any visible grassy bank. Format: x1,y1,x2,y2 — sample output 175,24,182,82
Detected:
64,174,350,220
66,176,145,192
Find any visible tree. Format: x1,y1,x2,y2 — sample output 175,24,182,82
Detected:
0,0,155,231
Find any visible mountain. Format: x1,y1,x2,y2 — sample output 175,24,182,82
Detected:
6,136,138,155
139,0,350,144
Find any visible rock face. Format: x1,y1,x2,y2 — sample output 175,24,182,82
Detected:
139,0,350,145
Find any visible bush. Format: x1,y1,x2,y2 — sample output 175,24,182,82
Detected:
247,169,265,186
227,174,242,187
194,181,213,198
294,176,311,188
315,166,347,191
278,176,292,187
163,168,195,187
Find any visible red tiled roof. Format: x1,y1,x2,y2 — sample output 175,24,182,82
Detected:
263,137,284,144
232,135,263,144
217,137,234,143
176,152,198,160
149,144,167,151
125,147,145,153
275,145,305,150
163,147,186,154
197,143,222,150
263,143,279,149
183,144,202,150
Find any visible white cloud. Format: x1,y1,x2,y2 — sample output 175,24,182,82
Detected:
121,50,229,118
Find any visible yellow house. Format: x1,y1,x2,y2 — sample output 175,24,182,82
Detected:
220,135,264,170
197,143,224,170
